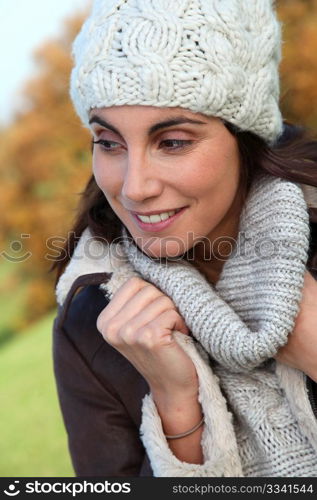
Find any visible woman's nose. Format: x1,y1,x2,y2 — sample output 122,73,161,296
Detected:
121,154,163,203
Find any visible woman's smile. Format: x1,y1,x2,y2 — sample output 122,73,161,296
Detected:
55,0,317,479
90,105,243,260
130,205,188,233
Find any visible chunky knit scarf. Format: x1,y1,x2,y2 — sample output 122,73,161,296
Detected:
108,175,317,476
56,172,317,476
120,172,310,371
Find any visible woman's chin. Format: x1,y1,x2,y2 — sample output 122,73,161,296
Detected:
139,244,188,261
149,251,186,261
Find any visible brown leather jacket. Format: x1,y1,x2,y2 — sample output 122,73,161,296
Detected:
53,219,317,477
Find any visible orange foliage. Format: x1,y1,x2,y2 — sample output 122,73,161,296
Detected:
0,3,316,328
0,13,91,323
277,0,317,129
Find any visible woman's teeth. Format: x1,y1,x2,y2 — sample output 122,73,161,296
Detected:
137,209,180,223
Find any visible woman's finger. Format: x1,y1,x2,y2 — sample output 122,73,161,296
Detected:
111,280,166,320
97,276,150,326
145,308,190,338
117,309,189,349
106,292,176,334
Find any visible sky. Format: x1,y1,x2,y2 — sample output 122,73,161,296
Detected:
0,0,91,125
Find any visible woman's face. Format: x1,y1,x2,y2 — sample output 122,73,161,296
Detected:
89,105,242,259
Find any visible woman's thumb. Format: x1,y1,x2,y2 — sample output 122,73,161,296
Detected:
174,315,190,335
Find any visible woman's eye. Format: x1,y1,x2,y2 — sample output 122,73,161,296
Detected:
160,139,193,150
93,139,122,152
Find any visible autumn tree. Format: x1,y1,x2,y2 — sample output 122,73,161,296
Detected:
0,1,316,331
0,12,91,324
278,0,317,130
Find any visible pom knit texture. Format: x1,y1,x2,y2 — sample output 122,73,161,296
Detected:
70,0,283,144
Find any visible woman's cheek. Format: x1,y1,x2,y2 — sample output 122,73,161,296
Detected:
93,157,117,194
92,156,102,185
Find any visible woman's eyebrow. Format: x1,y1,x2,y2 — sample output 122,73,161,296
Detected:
149,116,207,134
88,114,207,136
89,115,120,135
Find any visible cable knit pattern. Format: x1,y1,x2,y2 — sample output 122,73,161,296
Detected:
141,332,243,477
120,173,310,372
213,362,317,476
55,174,317,476
70,0,282,144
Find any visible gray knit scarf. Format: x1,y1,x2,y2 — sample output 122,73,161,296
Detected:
119,172,310,373
56,171,317,476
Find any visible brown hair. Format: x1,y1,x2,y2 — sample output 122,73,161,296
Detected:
51,122,317,283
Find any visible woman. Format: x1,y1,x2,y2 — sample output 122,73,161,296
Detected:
52,0,317,476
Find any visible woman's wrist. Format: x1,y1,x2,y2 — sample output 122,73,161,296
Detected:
151,385,203,438
149,371,200,405
164,415,204,440
150,388,204,464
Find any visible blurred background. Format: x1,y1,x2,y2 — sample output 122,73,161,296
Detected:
0,0,317,477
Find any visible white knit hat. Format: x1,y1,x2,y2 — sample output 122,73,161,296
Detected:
70,0,283,144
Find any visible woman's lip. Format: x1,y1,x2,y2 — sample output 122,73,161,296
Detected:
131,207,184,216
131,206,188,232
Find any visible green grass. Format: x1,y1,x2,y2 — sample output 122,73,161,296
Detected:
0,311,74,477
0,261,14,281
0,261,29,341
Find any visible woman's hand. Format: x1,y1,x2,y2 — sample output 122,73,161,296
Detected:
275,271,317,382
96,276,198,398
97,276,204,464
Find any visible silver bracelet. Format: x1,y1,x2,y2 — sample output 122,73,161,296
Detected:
164,416,205,440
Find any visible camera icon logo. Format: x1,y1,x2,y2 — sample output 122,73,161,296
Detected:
4,481,20,496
